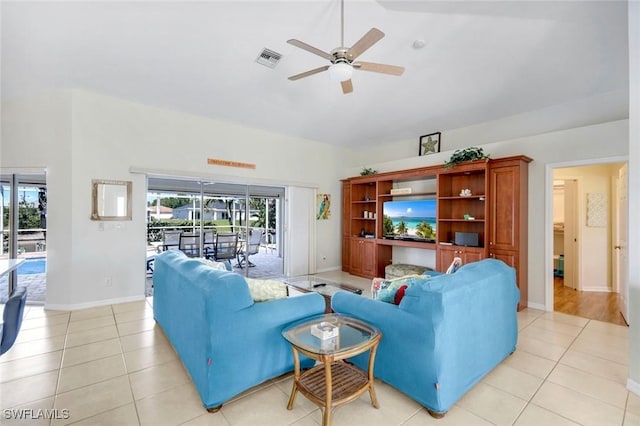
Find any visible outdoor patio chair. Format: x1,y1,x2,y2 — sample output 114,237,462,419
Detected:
162,230,182,251
203,230,216,259
179,232,201,257
1,286,28,356
213,233,238,262
237,228,263,268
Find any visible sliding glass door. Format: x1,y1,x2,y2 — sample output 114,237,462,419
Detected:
146,177,284,294
1,173,47,304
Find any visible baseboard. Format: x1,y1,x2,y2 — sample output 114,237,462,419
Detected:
628,378,640,396
581,286,612,292
44,294,146,311
526,301,546,311
315,265,341,274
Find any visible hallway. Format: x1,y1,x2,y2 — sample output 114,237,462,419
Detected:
554,277,627,327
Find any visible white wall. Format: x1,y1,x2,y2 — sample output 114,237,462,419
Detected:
345,119,629,308
2,89,350,308
1,90,75,308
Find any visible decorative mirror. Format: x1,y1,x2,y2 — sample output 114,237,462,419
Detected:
91,179,132,220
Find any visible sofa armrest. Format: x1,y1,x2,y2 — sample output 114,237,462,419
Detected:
331,291,431,344
238,292,326,326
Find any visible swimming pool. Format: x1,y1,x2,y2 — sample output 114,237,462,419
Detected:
18,258,46,275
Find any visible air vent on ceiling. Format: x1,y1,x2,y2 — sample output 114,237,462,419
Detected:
256,48,282,69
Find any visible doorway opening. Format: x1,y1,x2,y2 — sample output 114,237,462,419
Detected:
0,173,47,304
145,177,285,296
549,162,627,326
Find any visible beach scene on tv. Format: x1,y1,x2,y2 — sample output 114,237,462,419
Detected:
383,199,436,240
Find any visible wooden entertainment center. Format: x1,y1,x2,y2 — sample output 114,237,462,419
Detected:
342,155,531,310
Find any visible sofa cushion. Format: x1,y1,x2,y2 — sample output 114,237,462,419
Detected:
245,278,287,302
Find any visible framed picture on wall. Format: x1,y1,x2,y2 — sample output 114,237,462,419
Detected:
419,132,441,156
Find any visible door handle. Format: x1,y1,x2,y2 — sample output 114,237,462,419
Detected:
614,245,621,250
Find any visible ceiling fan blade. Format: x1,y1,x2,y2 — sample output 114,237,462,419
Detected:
288,65,330,81
341,79,353,94
353,61,405,76
348,28,384,61
287,39,334,61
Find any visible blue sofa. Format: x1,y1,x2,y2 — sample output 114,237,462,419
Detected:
153,250,326,411
331,259,519,417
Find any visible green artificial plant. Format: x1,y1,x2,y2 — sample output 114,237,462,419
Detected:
360,167,378,176
444,147,490,169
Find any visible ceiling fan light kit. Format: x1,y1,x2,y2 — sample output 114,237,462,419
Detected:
328,62,353,82
287,0,404,94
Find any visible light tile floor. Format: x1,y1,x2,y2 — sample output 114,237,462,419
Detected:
1,272,638,425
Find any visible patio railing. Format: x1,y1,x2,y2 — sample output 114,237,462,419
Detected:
1,229,47,258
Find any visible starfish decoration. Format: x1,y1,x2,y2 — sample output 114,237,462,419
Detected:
422,136,437,154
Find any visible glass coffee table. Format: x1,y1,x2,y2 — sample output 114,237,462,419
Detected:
282,314,381,426
281,276,363,313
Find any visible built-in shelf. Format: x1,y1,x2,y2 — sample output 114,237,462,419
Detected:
379,191,437,198
439,219,485,223
377,239,436,249
438,195,486,200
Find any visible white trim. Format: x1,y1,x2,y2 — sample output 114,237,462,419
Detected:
44,294,146,311
316,265,341,274
526,302,547,311
129,166,319,189
0,167,47,175
581,286,613,292
627,378,640,396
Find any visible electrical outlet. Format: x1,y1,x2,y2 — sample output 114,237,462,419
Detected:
105,277,112,287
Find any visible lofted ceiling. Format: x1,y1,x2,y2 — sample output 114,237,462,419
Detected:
1,1,629,148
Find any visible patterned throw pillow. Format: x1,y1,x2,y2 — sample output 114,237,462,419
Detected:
394,285,409,305
198,258,230,271
445,257,463,274
244,278,287,302
375,274,428,304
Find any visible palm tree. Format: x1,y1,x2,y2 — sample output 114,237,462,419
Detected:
416,221,435,239
383,215,395,235
396,221,408,235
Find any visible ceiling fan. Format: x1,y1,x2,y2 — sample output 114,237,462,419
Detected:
287,0,405,94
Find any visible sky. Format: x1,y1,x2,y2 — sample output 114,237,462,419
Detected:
383,199,436,218
1,187,41,206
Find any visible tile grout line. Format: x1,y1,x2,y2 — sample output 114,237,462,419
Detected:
510,314,588,425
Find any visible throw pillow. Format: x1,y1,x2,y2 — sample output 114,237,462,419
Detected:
394,285,409,305
377,274,424,304
371,278,391,300
245,278,287,302
445,257,462,274
199,258,230,271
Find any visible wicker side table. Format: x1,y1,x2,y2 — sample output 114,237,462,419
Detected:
282,314,381,426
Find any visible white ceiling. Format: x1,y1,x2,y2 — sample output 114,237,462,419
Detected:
1,1,629,148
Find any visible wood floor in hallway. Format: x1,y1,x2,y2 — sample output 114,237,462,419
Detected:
554,277,628,326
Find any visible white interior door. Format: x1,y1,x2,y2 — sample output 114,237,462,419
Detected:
563,179,579,290
615,164,629,324
285,186,315,277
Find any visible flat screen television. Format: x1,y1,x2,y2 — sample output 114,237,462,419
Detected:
383,199,437,242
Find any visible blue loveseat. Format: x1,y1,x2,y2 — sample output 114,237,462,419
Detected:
332,259,519,417
153,250,326,411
